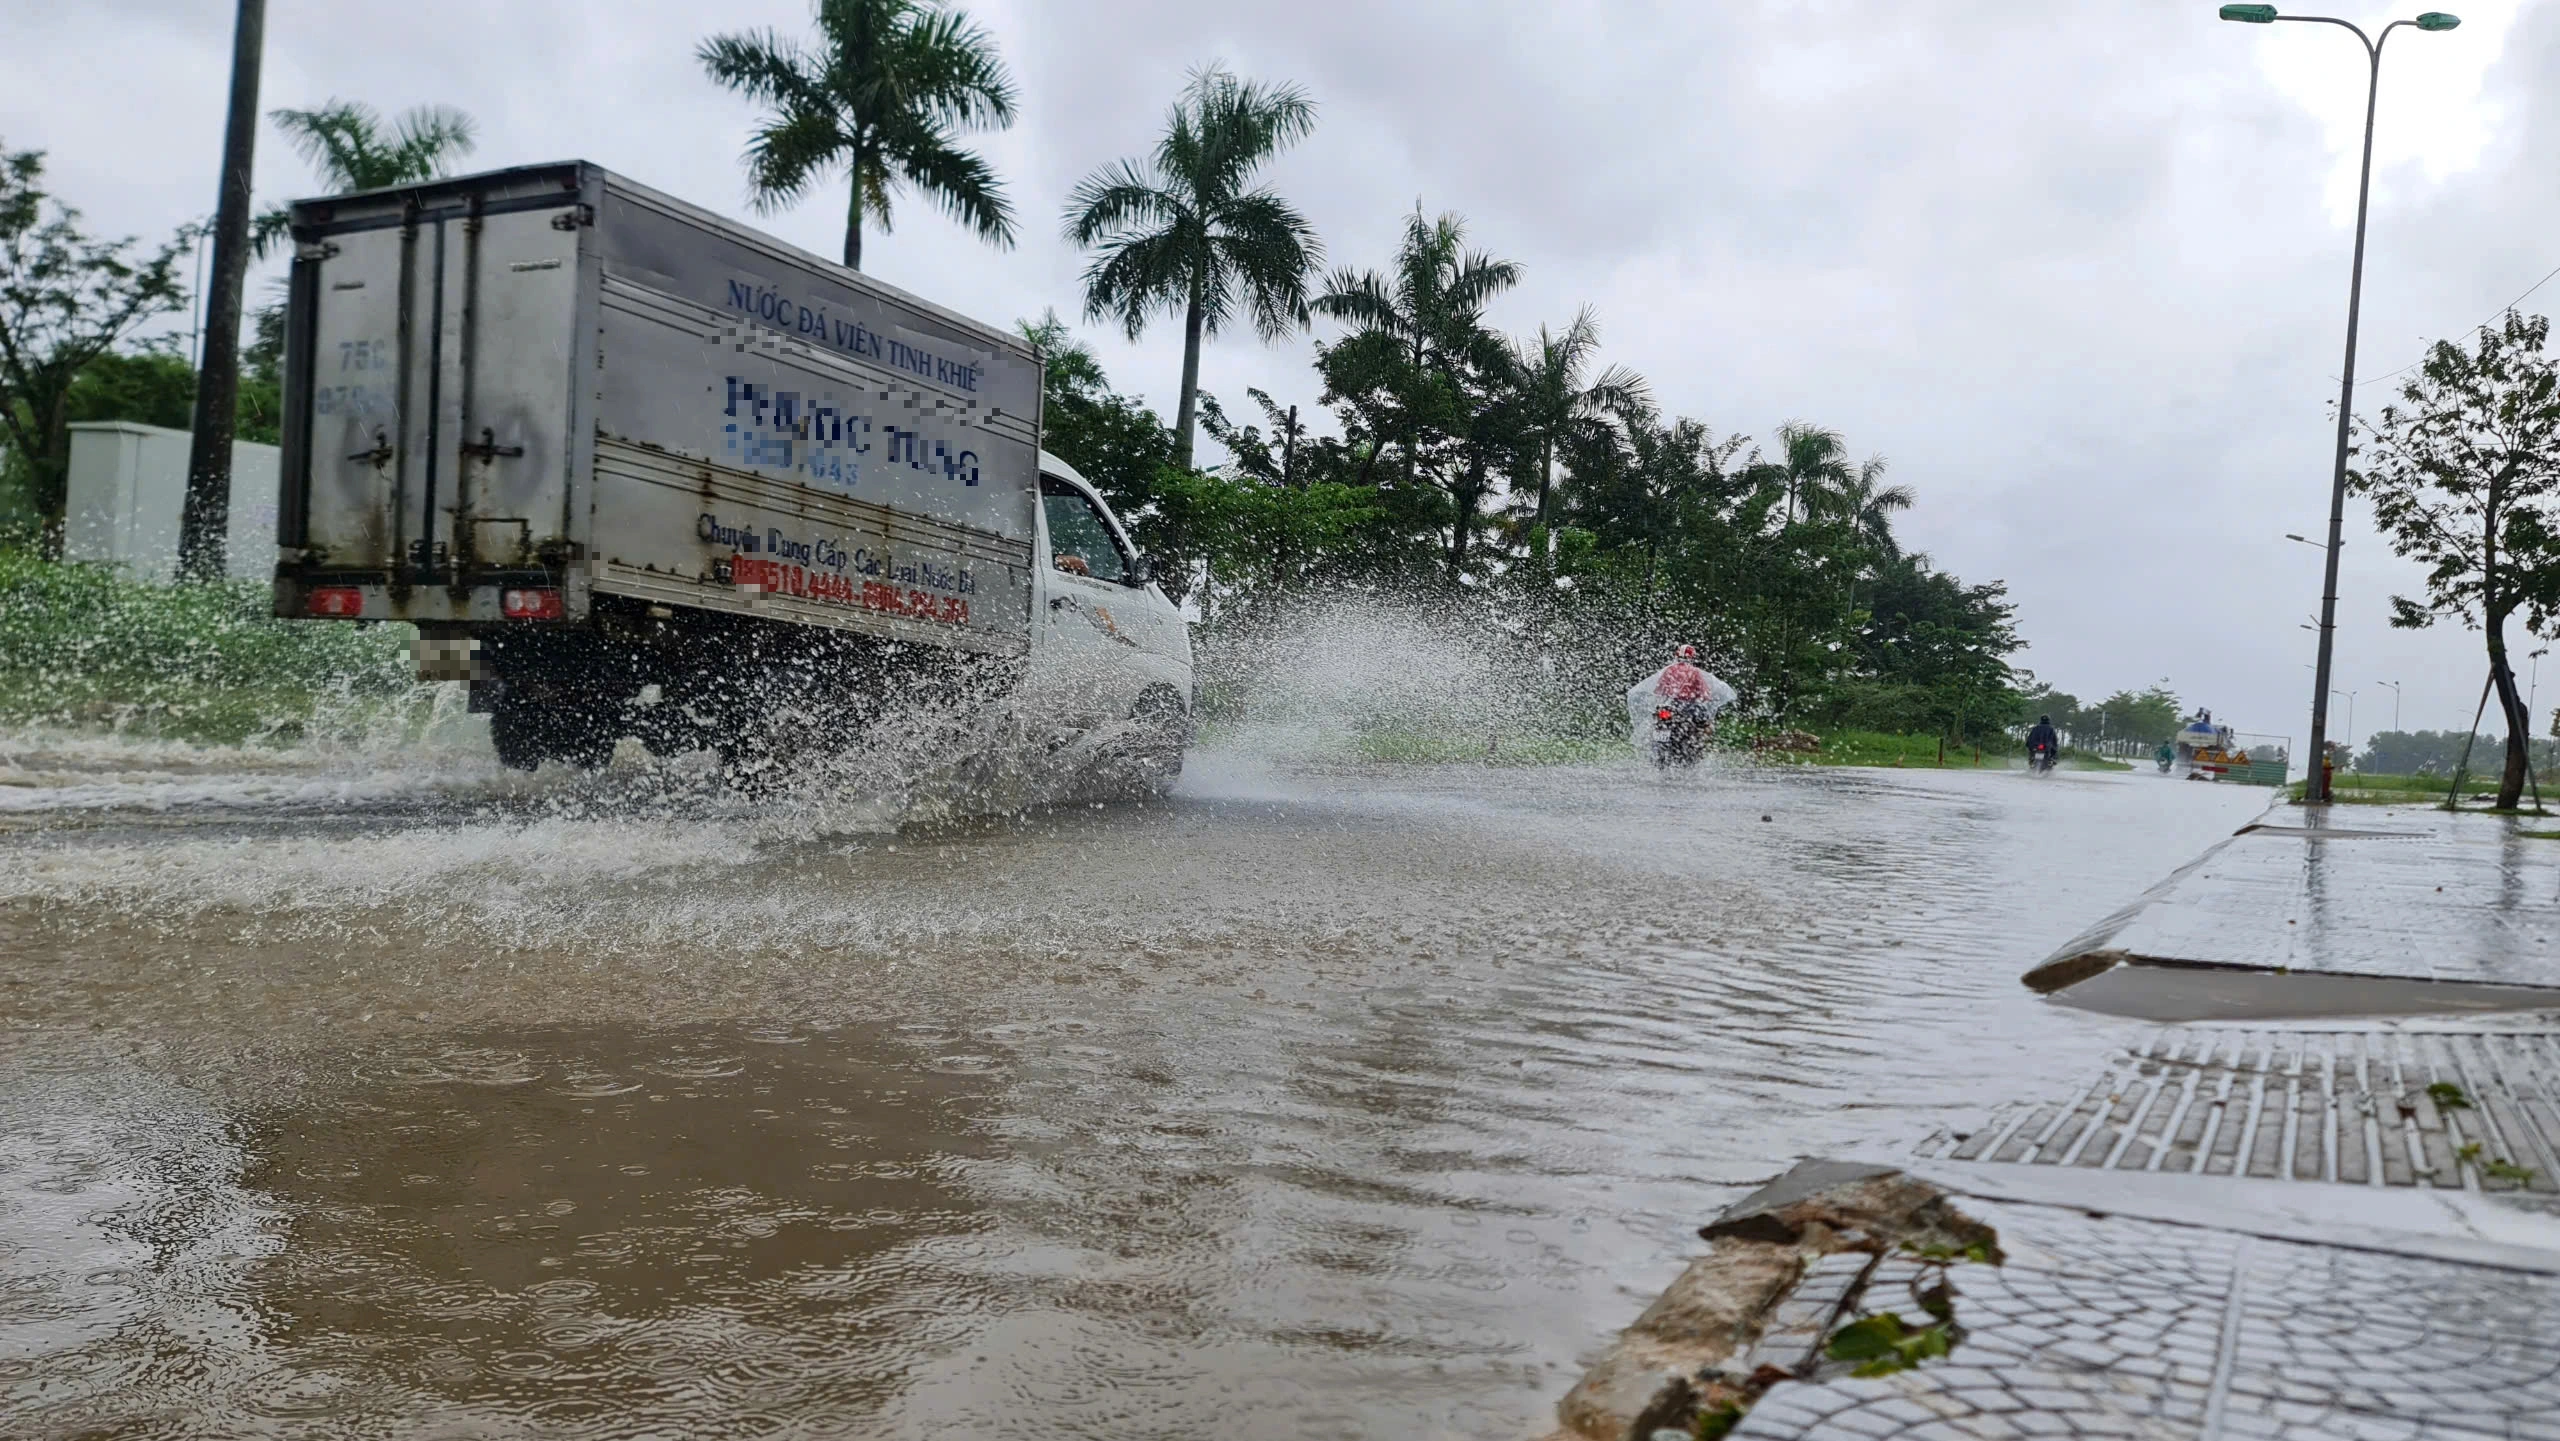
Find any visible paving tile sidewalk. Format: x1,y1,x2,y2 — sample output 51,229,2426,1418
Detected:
1551,807,2560,1441
1724,1162,2560,1441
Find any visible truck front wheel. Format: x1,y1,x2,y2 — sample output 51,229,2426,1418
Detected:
1128,685,1189,794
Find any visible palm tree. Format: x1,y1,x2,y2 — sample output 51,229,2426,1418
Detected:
699,0,1018,272
1063,66,1321,468
252,100,477,256
1760,420,1854,530
1017,307,1108,398
1312,207,1520,487
1823,454,1912,559
1512,305,1647,533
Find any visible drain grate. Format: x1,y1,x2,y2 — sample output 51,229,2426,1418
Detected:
1918,1028,2560,1195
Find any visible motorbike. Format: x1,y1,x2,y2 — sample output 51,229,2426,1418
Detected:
1653,701,1711,768
2028,742,2058,777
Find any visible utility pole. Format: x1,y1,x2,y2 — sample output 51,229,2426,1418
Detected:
178,0,267,583
2222,6,2462,799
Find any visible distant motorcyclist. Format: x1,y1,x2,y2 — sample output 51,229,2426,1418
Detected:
2027,714,2060,773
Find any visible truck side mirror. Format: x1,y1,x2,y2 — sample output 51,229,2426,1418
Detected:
1127,554,1152,587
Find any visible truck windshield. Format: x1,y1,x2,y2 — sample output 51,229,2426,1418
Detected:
1040,477,1131,585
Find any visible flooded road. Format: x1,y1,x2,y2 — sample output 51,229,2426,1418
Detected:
0,734,2268,1438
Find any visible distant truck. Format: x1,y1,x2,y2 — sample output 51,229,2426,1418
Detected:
269,162,1190,781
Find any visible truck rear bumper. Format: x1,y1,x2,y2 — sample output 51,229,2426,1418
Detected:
272,574,581,625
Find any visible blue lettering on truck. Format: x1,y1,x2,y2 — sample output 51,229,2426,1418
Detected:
722,279,981,394
721,377,977,490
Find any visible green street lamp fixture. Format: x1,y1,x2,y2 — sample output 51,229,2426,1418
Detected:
2220,7,2460,802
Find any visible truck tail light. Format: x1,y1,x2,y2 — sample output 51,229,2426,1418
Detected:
502,587,564,620
308,587,365,617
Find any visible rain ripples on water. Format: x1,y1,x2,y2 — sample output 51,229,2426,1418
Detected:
0,732,2266,1438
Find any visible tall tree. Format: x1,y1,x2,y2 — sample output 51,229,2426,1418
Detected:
1313,206,1519,492
1819,452,1911,559
1511,306,1646,533
1757,421,1855,530
1564,410,1743,598
250,100,476,256
0,145,191,554
2351,309,2560,809
1064,65,1321,469
698,0,1017,272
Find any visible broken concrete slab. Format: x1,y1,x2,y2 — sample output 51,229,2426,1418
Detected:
1551,1157,2560,1441
1544,1163,2000,1441
1728,1190,2560,1440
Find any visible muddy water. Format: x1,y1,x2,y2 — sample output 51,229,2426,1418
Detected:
0,737,2267,1438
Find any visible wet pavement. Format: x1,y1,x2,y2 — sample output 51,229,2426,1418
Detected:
0,732,2266,1439
2029,807,2560,1019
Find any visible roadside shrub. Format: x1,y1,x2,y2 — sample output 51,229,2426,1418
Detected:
0,548,418,742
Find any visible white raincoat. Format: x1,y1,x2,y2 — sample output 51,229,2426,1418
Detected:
1627,664,1737,760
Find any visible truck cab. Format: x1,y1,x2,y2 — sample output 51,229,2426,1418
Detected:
1030,456,1190,741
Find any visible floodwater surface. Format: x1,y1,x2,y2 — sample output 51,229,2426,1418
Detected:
0,734,2268,1438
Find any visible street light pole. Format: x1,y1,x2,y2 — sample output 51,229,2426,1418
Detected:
2376,678,2401,736
2222,6,2461,801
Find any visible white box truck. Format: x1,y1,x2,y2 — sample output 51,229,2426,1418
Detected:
272,162,1190,779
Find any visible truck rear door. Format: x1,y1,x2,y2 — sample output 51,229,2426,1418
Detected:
282,170,589,615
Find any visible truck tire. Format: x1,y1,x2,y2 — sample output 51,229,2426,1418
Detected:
1129,686,1189,794
489,697,618,772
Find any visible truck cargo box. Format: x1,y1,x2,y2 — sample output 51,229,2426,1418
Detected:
274,161,1040,658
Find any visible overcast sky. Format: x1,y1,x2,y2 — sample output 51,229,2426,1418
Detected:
11,0,2560,748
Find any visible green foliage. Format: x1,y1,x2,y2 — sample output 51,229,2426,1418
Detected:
1694,1400,1747,1440
0,142,192,553
2017,681,2183,749
1063,65,1321,465
1825,1312,1953,1377
1903,1240,1998,1266
45,339,282,448
65,344,194,429
2351,310,2560,809
251,100,479,258
2428,1081,2472,1110
1040,158,2026,743
2484,1156,2539,1185
698,0,1018,271
0,549,419,742
1312,207,1526,582
1511,306,1646,528
2358,728,2560,776
2290,772,2505,805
